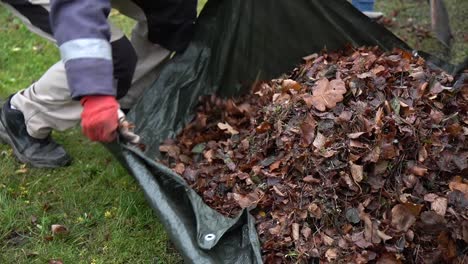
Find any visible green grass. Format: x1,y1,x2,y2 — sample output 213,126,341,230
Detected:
0,2,207,263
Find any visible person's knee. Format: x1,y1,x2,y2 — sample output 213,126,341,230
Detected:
112,36,137,99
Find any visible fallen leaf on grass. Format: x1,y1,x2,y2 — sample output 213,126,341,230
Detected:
51,225,69,235
49,260,63,264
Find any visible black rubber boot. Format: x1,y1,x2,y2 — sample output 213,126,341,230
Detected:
0,97,71,168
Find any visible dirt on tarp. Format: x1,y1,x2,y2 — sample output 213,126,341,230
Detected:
158,46,468,263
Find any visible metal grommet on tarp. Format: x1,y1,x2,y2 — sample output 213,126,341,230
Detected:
204,233,216,241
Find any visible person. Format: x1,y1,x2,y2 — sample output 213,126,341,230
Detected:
0,0,197,168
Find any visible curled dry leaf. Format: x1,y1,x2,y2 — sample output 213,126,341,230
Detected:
51,224,68,235
300,116,317,147
282,79,302,92
292,223,300,241
408,165,428,176
217,122,239,135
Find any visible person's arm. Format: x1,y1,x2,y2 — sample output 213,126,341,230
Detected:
50,0,119,142
50,0,114,99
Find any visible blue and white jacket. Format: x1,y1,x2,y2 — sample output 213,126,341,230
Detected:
4,0,197,99
51,0,197,99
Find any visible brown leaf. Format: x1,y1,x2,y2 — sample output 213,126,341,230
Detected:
312,132,326,149
282,79,302,92
159,144,180,159
232,190,262,208
347,132,365,139
269,160,281,172
376,253,402,264
183,167,198,182
292,223,300,241
390,204,417,232
431,197,448,216
217,122,239,135
204,149,215,163
322,233,334,246
272,186,286,197
255,122,271,134
371,65,386,75
361,212,381,243
449,176,468,195
377,230,393,241
418,146,428,162
269,225,281,236
349,140,368,149
49,260,64,264
300,116,317,147
350,163,364,183
51,224,68,235
437,231,458,262
325,248,338,262
408,165,428,177
301,226,312,239
173,163,185,175
424,193,439,202
303,175,320,184
308,78,347,111
363,146,381,163
307,203,322,219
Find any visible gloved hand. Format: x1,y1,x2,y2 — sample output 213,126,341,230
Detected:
80,95,119,142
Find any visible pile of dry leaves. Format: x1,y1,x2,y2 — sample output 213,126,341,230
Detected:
158,46,467,263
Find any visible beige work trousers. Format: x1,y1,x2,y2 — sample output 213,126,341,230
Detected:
1,0,171,139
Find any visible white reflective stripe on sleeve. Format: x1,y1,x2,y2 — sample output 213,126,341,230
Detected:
59,38,112,63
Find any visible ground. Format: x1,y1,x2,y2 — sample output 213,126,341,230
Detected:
0,0,465,263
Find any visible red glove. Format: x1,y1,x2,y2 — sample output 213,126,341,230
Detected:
80,95,119,142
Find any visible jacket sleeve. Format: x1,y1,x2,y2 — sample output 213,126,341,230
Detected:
50,0,115,99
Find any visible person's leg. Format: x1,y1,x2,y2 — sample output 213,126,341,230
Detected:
0,1,137,167
111,0,172,109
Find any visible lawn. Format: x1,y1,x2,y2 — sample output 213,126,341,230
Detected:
0,0,465,263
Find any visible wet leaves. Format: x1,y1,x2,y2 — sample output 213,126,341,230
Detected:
159,47,467,263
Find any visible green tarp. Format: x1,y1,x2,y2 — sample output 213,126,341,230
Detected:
108,0,462,262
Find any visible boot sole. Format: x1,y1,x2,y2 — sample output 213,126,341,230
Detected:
0,120,70,168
